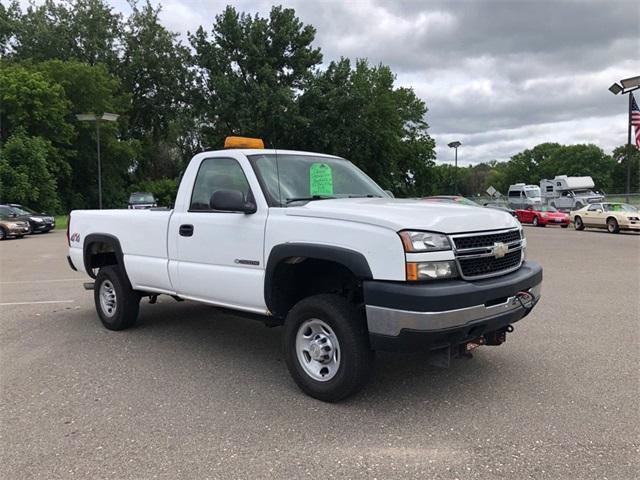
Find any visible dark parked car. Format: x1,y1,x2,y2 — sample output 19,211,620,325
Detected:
483,201,517,217
0,204,55,233
128,192,157,209
422,195,517,217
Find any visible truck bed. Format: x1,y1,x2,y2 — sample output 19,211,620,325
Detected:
69,209,174,293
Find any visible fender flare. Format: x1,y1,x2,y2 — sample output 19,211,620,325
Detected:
264,243,373,314
83,233,126,279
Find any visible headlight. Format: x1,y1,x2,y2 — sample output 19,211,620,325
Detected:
406,261,458,281
628,216,639,221
399,230,451,252
31,217,44,223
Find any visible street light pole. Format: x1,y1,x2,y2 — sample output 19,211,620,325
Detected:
96,119,102,209
609,75,639,203
76,113,119,209
448,141,462,195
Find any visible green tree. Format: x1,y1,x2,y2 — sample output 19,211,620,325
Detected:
0,64,73,144
8,0,121,68
611,145,640,193
539,144,615,190
299,58,435,196
0,131,60,211
190,5,322,148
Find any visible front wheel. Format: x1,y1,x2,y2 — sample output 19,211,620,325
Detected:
283,294,373,402
0,227,6,240
94,266,141,330
574,216,585,230
532,216,538,226
607,218,620,234
561,224,568,229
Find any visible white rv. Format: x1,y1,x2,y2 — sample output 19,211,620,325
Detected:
507,184,542,209
540,175,604,211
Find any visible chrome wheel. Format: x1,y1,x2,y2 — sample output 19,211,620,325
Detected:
99,280,117,317
295,319,341,382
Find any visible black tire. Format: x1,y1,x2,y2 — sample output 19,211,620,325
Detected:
283,294,373,402
575,202,584,210
532,216,538,226
94,265,140,330
607,217,620,234
561,224,568,228
574,216,585,230
0,227,6,240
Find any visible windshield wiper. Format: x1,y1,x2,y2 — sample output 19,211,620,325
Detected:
285,195,336,204
347,194,383,198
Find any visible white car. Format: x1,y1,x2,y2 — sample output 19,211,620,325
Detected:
67,137,543,401
572,202,640,233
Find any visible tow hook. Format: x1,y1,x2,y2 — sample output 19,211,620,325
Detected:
515,290,535,312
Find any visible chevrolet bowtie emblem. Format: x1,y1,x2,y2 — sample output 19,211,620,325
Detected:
492,242,508,258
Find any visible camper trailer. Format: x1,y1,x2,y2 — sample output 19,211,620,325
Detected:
539,175,604,211
507,183,542,209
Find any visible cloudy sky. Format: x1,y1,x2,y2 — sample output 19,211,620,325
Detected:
59,1,640,164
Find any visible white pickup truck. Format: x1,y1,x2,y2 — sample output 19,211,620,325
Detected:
67,138,542,401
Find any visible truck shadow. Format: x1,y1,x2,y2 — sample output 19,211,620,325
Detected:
129,299,526,410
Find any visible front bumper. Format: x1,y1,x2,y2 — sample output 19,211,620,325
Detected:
364,261,542,351
620,221,640,231
8,225,30,236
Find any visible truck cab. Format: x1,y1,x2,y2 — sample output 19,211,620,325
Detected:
68,138,543,402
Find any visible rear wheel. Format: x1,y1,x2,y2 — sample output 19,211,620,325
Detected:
0,227,6,240
574,216,585,230
533,216,539,226
283,294,373,402
94,266,140,330
607,217,620,234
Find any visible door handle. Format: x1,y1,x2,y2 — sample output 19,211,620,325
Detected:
179,224,194,237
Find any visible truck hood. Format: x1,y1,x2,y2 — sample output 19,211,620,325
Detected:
285,198,518,233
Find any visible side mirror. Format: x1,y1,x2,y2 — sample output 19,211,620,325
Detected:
210,189,256,214
384,189,395,198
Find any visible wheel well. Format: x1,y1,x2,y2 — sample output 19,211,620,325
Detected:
606,216,617,223
268,258,363,320
83,235,124,279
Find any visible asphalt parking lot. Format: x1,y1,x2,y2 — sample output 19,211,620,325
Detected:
1,227,638,479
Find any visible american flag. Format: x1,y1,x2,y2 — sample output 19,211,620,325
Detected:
632,93,640,149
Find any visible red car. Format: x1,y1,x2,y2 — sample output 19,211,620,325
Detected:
515,206,570,227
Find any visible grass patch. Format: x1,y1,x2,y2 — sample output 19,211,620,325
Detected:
55,215,68,230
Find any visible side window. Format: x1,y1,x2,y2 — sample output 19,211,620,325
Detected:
190,158,251,211
587,204,600,211
546,186,554,192
508,190,519,198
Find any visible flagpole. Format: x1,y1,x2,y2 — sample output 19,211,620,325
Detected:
626,93,632,203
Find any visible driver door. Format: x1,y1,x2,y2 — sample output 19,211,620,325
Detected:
170,156,268,312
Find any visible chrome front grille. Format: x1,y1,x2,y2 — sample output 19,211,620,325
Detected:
450,228,524,280
453,229,521,250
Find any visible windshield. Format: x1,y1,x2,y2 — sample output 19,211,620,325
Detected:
535,206,557,212
129,193,155,203
524,187,541,198
604,203,638,212
13,206,34,215
248,154,386,206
